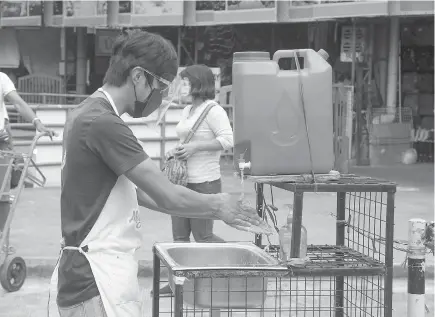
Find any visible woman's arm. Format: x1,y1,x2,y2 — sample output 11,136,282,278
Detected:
175,105,234,159
203,105,234,150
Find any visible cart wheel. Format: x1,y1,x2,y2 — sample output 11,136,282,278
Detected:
0,256,27,292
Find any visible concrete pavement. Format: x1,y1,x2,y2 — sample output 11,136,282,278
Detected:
0,277,433,317
2,162,434,280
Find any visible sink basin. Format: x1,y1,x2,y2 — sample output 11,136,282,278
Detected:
154,242,284,309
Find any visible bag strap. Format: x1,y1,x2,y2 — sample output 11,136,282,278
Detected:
182,100,216,144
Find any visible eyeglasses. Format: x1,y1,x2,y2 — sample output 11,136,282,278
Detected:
135,66,171,93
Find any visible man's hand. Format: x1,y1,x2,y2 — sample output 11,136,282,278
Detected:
215,193,274,235
34,120,57,140
174,143,199,160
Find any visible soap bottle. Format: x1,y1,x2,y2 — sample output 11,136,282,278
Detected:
279,205,308,262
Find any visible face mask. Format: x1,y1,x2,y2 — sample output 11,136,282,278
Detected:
133,84,162,118
179,79,191,97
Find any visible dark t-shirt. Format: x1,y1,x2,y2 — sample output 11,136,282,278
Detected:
57,97,147,307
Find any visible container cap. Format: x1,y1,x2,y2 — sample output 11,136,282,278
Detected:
317,49,329,61
233,51,270,62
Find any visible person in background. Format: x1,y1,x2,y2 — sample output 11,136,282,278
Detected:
158,64,234,295
0,70,56,256
170,64,233,244
0,70,56,148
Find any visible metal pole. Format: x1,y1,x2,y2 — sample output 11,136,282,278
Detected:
398,36,402,123
106,0,119,27
377,22,389,106
350,19,357,91
386,16,400,115
174,281,185,317
60,27,67,91
194,27,199,64
177,27,182,65
43,0,54,26
290,192,304,258
76,27,87,95
151,247,160,317
271,25,275,54
350,20,360,165
384,191,396,317
335,192,346,317
255,183,264,247
407,218,426,317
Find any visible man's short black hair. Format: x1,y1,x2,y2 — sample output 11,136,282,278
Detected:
103,29,178,87
179,64,215,101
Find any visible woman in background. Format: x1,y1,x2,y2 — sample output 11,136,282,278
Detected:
158,65,233,295
170,64,234,243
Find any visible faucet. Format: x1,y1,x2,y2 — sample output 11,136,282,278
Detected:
238,153,251,171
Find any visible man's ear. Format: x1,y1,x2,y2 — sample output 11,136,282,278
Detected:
130,67,143,85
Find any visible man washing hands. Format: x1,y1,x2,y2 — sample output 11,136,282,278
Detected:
58,30,272,317
139,145,271,235
136,187,273,235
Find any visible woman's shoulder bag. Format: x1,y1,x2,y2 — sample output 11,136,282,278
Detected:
162,100,216,186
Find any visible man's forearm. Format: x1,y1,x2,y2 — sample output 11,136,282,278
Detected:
126,159,223,220
136,185,219,219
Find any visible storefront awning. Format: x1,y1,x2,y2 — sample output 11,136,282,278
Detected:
0,28,20,69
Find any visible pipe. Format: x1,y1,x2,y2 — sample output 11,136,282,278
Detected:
350,20,356,90
376,23,389,105
76,27,87,95
106,0,119,27
183,0,196,26
277,0,290,22
386,17,400,114
407,218,426,317
43,0,53,26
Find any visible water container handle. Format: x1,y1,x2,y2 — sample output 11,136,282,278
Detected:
272,50,302,62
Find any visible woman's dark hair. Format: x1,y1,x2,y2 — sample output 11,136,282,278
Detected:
104,29,178,87
179,64,215,100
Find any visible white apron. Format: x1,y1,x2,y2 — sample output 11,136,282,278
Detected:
51,176,143,317
50,88,143,317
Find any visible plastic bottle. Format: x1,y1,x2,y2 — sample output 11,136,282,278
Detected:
279,205,308,262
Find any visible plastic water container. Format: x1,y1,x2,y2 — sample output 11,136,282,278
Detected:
232,49,334,175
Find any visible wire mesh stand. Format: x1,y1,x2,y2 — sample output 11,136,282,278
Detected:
151,174,396,317
252,174,396,317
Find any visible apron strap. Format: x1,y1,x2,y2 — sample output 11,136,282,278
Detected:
63,245,89,254
47,244,89,316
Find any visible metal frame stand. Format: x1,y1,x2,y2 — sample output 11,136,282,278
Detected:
252,174,396,317
151,174,396,317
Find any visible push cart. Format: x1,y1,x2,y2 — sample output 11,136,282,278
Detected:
0,132,49,292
